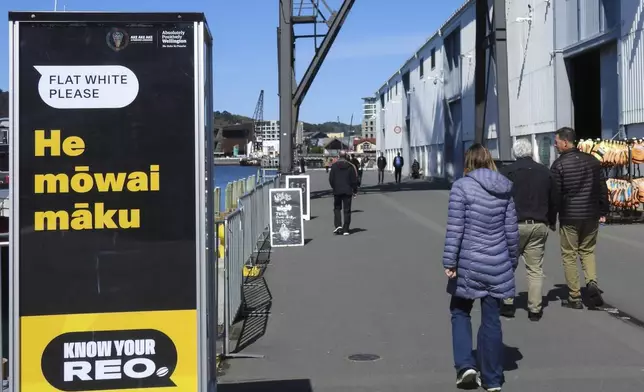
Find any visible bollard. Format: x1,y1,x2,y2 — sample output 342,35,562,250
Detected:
235,180,241,202
214,187,221,216
225,182,233,211
232,181,239,209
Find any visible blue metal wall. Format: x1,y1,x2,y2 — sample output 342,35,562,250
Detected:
564,0,620,47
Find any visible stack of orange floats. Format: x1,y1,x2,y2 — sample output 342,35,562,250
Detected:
577,138,644,209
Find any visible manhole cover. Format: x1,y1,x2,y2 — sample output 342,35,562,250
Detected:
348,353,381,362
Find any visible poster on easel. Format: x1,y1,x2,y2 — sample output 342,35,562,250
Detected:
285,175,310,220
269,188,305,247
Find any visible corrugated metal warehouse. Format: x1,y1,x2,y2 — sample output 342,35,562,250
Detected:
375,0,644,180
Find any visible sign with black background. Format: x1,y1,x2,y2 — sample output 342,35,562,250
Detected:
14,17,199,391
269,188,305,247
286,175,310,220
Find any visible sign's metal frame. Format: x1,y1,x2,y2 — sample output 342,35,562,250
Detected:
8,12,215,392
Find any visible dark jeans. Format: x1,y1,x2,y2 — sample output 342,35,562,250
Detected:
394,167,402,183
450,295,504,388
378,168,385,183
333,194,352,230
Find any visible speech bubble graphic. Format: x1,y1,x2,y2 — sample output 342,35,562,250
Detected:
35,65,139,109
41,329,178,391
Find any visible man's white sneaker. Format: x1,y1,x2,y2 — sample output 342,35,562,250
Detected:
333,227,342,234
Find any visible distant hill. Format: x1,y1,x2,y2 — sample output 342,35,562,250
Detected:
214,110,360,135
0,100,360,135
304,121,360,136
0,90,7,118
214,110,252,126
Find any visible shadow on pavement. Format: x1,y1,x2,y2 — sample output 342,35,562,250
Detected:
471,344,523,371
231,236,274,353
513,284,568,312
219,379,313,392
311,179,451,200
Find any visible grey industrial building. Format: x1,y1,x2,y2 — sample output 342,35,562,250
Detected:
375,0,643,179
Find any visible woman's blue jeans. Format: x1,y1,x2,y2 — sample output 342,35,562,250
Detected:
450,295,504,388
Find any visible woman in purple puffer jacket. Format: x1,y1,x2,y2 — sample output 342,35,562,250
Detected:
442,143,519,392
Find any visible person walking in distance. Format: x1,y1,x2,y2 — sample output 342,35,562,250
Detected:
350,154,362,189
499,139,557,321
443,144,519,391
550,127,609,309
377,152,387,184
329,151,358,236
393,152,404,183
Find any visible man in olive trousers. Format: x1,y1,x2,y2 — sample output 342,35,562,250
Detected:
551,127,609,309
499,138,557,321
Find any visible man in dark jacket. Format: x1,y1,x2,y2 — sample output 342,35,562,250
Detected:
350,154,363,188
377,152,387,184
329,151,358,235
299,156,306,173
551,127,609,309
499,138,557,321
393,152,404,183
411,159,421,179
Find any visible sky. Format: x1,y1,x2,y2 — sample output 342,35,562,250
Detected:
0,0,461,124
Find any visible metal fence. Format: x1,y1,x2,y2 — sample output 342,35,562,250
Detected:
216,176,277,357
0,233,8,389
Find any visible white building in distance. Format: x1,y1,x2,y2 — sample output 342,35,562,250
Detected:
255,120,304,156
361,97,377,139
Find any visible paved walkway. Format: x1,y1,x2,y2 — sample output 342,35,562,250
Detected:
218,170,644,392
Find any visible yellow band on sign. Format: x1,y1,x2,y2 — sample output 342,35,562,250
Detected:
21,310,197,392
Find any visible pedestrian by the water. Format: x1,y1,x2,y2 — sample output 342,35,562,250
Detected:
329,151,358,236
356,157,365,188
550,127,608,309
325,157,332,173
377,152,387,184
499,138,557,321
299,156,306,173
442,143,519,391
411,159,420,179
393,152,404,183
350,154,362,188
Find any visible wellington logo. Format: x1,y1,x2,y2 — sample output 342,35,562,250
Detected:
106,28,129,52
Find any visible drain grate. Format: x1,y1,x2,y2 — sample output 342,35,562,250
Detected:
348,353,381,362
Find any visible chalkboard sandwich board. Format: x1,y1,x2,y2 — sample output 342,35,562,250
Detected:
269,188,305,247
285,174,310,220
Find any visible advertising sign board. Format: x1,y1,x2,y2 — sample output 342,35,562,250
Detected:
285,175,310,220
269,188,304,247
8,12,214,392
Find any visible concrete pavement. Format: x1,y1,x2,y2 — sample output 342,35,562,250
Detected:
218,170,644,392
